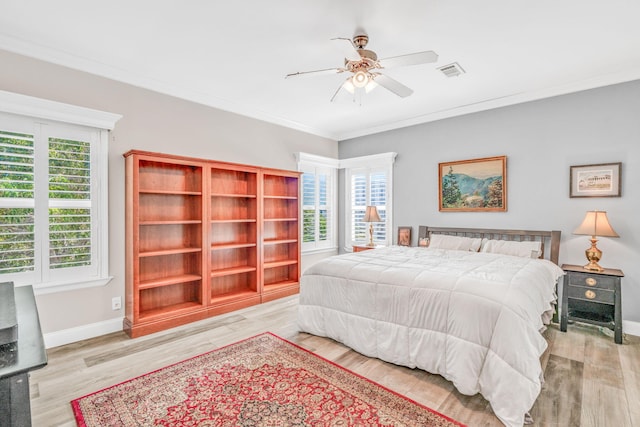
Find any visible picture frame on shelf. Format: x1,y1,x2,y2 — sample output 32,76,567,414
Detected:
397,226,411,246
569,162,621,198
438,156,507,212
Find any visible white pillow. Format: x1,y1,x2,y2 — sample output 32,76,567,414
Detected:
428,234,482,252
481,239,542,258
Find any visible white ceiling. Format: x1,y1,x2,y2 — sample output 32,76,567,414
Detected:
2,1,640,141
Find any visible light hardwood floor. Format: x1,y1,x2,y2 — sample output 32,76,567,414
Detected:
30,295,640,427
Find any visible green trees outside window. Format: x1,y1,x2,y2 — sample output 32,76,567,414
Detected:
0,130,92,275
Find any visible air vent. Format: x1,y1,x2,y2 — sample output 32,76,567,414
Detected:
438,62,465,77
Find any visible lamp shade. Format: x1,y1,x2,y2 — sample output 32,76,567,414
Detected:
573,211,619,238
363,206,381,223
352,70,370,88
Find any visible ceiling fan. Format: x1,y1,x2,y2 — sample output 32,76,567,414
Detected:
285,33,438,101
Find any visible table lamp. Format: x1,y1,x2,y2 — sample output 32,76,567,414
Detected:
363,206,381,247
573,210,619,271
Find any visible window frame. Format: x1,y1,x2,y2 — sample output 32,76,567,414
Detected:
0,90,121,294
341,152,396,251
296,153,339,254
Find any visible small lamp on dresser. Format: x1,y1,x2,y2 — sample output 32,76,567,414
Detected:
363,205,382,247
573,210,619,272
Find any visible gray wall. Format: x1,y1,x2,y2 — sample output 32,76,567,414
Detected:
0,49,338,340
339,80,640,327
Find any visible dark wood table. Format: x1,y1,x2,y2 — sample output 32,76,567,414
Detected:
0,285,48,426
560,264,624,344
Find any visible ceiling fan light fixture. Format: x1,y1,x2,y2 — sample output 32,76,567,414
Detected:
352,70,370,88
342,79,355,94
342,73,377,97
365,80,378,93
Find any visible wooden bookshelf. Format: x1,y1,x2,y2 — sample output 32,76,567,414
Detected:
262,172,300,302
208,165,260,311
124,150,300,337
124,153,207,337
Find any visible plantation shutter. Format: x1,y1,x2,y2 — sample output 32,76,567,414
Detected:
0,113,104,288
342,153,395,250
350,169,388,245
300,164,335,252
318,172,328,242
369,171,387,242
0,128,37,279
48,137,92,270
302,172,315,243
350,171,367,243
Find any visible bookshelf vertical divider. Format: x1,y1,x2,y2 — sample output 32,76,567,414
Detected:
124,150,300,338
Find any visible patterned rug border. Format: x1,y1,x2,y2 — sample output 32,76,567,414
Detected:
70,332,271,425
71,332,466,427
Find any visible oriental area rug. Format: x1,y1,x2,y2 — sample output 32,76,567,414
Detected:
71,332,465,427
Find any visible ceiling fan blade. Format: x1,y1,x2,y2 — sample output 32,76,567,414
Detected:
331,37,361,61
378,50,438,69
372,74,413,98
330,83,343,102
285,67,345,79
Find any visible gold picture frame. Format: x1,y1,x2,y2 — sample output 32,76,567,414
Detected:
569,162,621,198
439,156,507,212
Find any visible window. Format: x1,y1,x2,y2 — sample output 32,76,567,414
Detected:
342,152,396,250
297,153,338,253
0,90,120,293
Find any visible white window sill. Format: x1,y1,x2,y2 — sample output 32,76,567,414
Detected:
302,247,338,256
26,276,114,295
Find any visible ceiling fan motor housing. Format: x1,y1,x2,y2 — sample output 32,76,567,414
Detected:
344,46,379,71
353,34,369,48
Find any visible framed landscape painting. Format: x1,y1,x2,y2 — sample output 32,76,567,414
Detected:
439,156,507,212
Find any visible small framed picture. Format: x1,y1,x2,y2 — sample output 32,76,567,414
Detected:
397,226,412,246
418,237,429,247
570,162,621,197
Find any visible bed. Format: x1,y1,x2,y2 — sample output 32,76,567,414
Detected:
297,226,563,427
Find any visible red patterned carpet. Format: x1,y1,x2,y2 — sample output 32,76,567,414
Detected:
72,332,465,426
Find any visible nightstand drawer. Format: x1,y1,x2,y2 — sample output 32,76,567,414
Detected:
567,272,616,290
567,285,614,304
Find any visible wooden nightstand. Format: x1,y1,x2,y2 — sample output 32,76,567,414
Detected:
353,245,382,252
560,264,623,344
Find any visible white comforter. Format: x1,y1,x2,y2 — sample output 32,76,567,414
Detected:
297,246,564,427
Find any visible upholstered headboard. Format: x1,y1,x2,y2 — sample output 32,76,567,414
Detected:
418,226,561,265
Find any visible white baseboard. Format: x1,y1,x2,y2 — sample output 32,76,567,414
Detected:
39,317,640,349
623,319,640,338
43,317,123,349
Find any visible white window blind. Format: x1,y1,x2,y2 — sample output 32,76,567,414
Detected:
349,169,388,245
48,137,92,269
297,153,338,253
302,172,315,244
0,111,112,292
0,129,36,275
318,173,328,242
342,152,396,250
350,171,367,243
